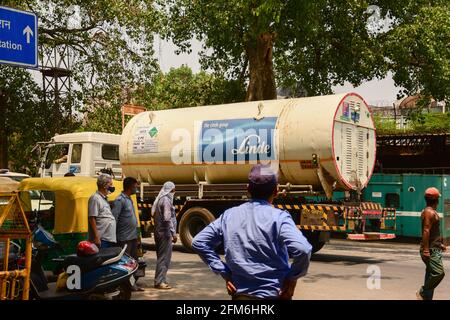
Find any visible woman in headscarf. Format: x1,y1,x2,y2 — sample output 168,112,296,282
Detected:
152,181,177,289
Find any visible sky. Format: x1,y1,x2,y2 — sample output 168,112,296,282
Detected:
31,35,402,108
154,36,402,107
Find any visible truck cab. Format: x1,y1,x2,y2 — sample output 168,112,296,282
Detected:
38,132,122,178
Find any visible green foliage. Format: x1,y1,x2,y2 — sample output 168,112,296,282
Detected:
0,66,60,174
81,66,247,133
1,0,159,124
411,112,450,133
0,0,159,170
276,1,386,96
78,105,123,135
2,0,450,172
160,0,386,96
374,114,397,132
160,0,450,102
381,1,450,104
139,65,246,110
375,111,450,135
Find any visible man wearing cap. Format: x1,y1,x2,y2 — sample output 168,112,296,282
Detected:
192,164,312,300
417,187,446,300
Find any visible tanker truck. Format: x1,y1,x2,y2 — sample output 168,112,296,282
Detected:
120,93,396,253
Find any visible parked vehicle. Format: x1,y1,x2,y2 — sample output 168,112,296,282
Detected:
27,225,137,300
17,177,146,278
362,173,450,243
35,132,122,178
120,93,396,253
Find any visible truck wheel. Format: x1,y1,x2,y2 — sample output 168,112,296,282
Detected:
302,230,326,254
179,207,215,253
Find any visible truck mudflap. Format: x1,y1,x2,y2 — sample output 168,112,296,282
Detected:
347,232,396,241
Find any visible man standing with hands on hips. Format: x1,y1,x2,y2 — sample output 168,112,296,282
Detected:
193,164,312,300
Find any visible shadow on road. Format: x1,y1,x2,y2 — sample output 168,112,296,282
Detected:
135,256,229,300
302,272,402,284
143,242,396,265
311,253,392,265
143,243,192,254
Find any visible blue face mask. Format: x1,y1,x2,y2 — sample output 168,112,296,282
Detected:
108,186,116,193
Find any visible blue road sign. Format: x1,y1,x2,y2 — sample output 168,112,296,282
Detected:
0,6,38,68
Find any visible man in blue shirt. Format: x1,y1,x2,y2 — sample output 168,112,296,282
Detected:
112,177,139,259
112,176,144,291
192,164,312,300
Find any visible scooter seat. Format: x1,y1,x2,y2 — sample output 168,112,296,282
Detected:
62,247,123,274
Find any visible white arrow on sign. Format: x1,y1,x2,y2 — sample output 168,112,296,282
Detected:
23,25,34,44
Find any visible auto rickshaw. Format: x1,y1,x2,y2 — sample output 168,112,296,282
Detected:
17,177,146,277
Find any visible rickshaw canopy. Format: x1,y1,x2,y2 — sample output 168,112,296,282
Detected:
18,177,139,234
0,177,20,193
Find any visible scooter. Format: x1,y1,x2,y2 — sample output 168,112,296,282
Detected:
25,225,138,300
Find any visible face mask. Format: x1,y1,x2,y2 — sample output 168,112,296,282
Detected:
107,186,116,194
131,187,138,195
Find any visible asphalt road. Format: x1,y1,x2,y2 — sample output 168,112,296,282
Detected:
132,238,450,300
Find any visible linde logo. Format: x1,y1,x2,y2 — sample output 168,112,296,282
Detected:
199,118,277,163
168,117,278,165
231,134,271,155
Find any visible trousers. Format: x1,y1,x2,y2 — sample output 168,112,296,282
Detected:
117,239,139,260
154,234,173,285
420,248,445,300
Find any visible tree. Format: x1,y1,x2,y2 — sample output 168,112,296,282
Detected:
1,0,159,100
139,65,246,110
375,111,450,135
159,0,385,101
0,0,159,169
380,1,450,104
81,66,247,133
0,66,58,172
160,0,450,103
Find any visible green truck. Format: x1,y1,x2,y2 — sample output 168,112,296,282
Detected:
362,173,450,243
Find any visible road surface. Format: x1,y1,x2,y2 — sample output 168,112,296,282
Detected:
132,238,450,300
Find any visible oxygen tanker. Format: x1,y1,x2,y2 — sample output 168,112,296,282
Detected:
120,93,376,192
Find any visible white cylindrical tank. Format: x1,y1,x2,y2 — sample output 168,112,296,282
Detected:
120,93,376,191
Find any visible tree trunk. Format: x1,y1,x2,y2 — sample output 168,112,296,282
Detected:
245,32,277,102
0,91,8,169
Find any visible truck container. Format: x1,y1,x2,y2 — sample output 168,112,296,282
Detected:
363,173,450,243
120,93,376,192
120,93,396,252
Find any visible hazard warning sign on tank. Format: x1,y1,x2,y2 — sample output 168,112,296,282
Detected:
133,126,159,154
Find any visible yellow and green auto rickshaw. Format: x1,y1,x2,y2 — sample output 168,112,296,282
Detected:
17,177,146,275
